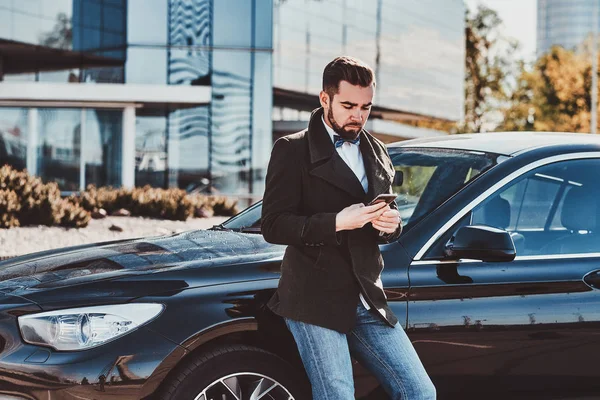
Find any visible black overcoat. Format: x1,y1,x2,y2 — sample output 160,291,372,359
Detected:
262,107,402,333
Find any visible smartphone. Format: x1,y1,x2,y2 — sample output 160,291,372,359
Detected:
368,193,397,206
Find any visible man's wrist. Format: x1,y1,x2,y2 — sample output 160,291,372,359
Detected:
335,213,343,232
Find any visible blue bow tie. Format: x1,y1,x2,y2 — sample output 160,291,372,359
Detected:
333,135,360,148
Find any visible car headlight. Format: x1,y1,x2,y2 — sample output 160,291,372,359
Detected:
17,303,164,351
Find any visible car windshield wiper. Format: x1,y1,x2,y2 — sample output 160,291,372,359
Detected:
210,224,233,232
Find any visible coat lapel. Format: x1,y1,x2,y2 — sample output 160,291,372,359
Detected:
305,107,395,202
307,108,366,200
360,130,395,201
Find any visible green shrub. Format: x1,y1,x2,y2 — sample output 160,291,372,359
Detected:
19,180,64,226
0,189,21,228
130,186,193,221
210,196,239,216
60,198,91,228
188,194,213,217
81,186,237,220
0,165,62,226
0,165,90,228
79,185,130,214
188,194,239,217
0,165,240,228
80,185,193,221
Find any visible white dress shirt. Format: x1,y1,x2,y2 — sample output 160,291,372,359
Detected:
322,117,386,317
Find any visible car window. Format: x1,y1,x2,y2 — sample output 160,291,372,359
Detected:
223,148,498,235
390,148,497,232
472,158,600,256
548,185,579,230
488,176,561,231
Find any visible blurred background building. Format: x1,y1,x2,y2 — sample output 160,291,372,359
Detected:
537,0,598,56
0,0,464,201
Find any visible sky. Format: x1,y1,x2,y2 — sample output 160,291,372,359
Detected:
465,0,537,62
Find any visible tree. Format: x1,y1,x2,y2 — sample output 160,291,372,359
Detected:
408,5,518,134
495,59,535,131
499,46,595,133
462,5,518,133
39,13,72,50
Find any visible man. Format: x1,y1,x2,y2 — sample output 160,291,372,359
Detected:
261,56,435,399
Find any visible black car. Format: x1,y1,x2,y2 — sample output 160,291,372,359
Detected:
1,132,600,400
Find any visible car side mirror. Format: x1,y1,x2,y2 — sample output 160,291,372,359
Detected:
445,225,516,262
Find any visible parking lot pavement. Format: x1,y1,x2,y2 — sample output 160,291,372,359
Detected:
0,216,229,258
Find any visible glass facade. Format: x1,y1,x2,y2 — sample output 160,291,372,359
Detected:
273,0,465,121
0,0,126,83
135,111,168,188
164,0,211,193
210,0,273,197
537,0,598,56
0,0,273,201
85,109,122,187
37,108,82,191
0,108,27,170
125,0,273,198
167,106,210,190
0,0,462,200
36,108,122,191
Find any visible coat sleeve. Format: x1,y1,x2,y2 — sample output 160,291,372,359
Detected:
261,137,341,247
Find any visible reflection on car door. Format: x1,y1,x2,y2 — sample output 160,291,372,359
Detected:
407,158,600,399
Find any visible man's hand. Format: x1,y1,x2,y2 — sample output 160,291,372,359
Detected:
371,206,401,234
335,202,388,232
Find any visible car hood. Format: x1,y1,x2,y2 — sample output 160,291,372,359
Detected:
0,230,285,304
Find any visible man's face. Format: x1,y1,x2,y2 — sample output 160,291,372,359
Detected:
320,80,374,140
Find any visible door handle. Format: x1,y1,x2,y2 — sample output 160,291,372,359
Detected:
583,271,600,288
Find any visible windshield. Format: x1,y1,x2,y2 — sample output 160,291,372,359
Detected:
220,201,262,232
221,147,498,233
390,147,497,231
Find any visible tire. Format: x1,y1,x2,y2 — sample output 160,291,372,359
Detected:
158,344,311,400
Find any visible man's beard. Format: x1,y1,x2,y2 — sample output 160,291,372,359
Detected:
327,107,363,140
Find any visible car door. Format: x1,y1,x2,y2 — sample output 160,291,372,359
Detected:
407,156,600,399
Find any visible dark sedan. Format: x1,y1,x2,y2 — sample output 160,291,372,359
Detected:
0,132,599,399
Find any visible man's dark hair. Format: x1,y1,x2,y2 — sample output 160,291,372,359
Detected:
322,56,376,99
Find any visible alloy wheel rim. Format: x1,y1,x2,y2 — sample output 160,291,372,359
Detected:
194,372,295,400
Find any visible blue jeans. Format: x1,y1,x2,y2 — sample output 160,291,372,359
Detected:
285,302,436,400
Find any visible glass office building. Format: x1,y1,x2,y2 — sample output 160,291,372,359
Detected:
537,0,598,56
273,0,464,124
0,0,271,198
0,0,464,199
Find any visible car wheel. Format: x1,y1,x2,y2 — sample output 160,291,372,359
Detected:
158,344,311,400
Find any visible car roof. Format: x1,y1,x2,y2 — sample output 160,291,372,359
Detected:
387,131,600,156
